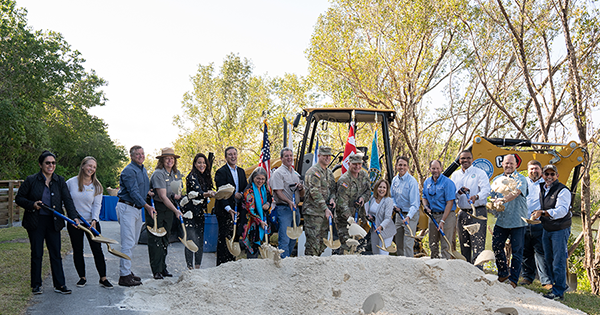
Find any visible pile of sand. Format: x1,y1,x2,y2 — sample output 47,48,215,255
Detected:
119,255,583,314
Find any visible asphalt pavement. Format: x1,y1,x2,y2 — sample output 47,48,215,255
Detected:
26,220,216,314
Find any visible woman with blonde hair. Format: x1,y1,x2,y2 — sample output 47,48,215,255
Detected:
66,156,112,288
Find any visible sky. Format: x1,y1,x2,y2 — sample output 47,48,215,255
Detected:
17,0,332,156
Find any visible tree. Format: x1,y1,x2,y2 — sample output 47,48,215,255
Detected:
173,54,318,174
0,0,126,187
307,0,468,182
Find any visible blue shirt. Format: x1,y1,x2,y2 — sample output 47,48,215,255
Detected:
390,172,420,219
526,177,544,216
490,171,528,228
422,174,456,213
117,162,150,208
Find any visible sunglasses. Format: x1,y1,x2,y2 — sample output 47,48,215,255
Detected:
44,161,56,165
544,172,556,177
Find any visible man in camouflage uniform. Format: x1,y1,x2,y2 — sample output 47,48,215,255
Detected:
336,153,371,253
303,146,337,256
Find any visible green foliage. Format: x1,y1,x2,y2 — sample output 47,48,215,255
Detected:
0,0,126,186
173,54,319,173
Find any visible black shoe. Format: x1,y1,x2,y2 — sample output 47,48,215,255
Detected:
76,278,87,287
543,293,564,301
99,279,114,289
119,274,142,287
153,272,164,280
161,269,173,277
54,286,72,295
32,285,43,295
130,272,141,282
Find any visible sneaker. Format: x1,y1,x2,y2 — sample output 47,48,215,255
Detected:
119,274,142,287
130,272,141,282
32,285,43,295
543,293,564,301
99,279,114,289
54,286,72,295
76,278,87,287
161,269,173,277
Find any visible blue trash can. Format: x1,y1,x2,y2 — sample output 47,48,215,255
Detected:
203,214,218,253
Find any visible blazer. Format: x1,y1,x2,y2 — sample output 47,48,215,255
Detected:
368,196,396,240
214,164,248,218
16,171,79,231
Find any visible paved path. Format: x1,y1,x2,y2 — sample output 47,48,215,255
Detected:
26,220,216,314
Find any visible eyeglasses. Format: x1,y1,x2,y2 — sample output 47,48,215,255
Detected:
544,172,556,177
427,182,437,196
44,161,56,165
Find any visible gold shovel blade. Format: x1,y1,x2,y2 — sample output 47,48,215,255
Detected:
226,237,241,256
106,244,131,260
91,235,119,244
286,226,303,240
179,237,199,252
147,225,167,237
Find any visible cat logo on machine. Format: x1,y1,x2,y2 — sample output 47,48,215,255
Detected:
495,154,522,168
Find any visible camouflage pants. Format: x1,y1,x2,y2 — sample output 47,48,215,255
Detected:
335,209,353,251
304,214,328,256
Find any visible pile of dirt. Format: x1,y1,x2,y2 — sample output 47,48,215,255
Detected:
119,255,583,314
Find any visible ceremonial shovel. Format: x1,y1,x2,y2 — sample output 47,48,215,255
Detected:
394,209,422,240
43,204,115,244
147,198,167,237
259,213,276,259
369,220,396,253
424,209,466,261
226,207,241,257
178,205,199,252
78,216,130,260
286,186,303,240
323,216,341,249
464,192,487,221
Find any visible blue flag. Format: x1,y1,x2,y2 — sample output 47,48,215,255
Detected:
313,137,319,165
370,131,380,171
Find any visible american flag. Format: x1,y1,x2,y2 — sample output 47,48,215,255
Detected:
259,120,271,181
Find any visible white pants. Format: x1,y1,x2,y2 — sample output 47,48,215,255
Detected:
117,202,143,276
371,232,394,255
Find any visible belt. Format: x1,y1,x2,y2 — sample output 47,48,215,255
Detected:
276,203,289,207
119,199,142,210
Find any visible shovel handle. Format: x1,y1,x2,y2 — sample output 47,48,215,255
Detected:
41,204,79,226
78,216,101,237
396,210,410,226
424,210,447,238
328,216,333,226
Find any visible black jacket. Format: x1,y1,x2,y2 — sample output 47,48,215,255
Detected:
16,171,79,231
214,164,248,218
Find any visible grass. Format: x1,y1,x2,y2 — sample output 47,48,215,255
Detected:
0,226,71,315
522,280,600,315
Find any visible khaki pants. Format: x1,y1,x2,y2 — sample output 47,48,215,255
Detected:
428,212,456,259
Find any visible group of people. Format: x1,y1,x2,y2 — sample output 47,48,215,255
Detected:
16,145,573,302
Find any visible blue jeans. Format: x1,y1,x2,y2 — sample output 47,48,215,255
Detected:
492,225,525,284
276,205,300,258
543,227,570,296
521,223,551,284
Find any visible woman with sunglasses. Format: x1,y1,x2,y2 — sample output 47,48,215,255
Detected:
66,156,112,289
16,151,80,295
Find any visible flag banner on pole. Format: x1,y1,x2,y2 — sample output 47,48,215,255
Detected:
369,130,382,188
288,120,294,150
259,120,271,181
341,122,356,174
313,137,319,165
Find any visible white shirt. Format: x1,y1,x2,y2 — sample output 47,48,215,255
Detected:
526,177,544,216
66,176,102,222
542,184,571,220
450,165,491,209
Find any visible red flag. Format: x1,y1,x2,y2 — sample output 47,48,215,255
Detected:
341,122,356,174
